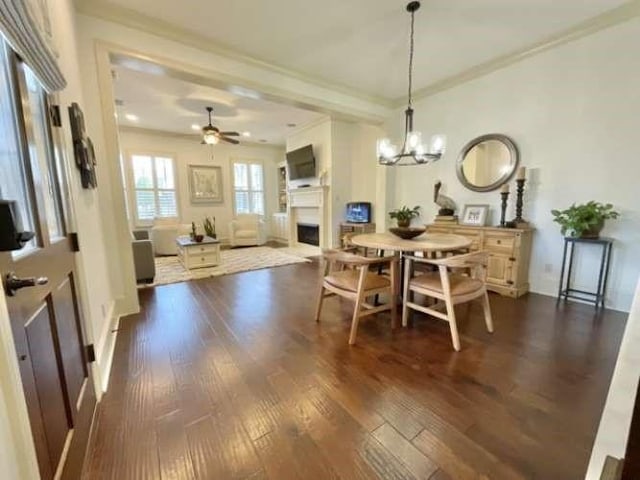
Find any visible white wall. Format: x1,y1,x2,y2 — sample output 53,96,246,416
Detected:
388,17,640,312
118,129,284,238
51,0,120,393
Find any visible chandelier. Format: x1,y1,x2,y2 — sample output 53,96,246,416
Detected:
377,1,446,166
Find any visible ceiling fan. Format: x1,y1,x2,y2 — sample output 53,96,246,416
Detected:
200,106,239,145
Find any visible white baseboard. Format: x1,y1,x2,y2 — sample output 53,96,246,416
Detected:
92,303,120,396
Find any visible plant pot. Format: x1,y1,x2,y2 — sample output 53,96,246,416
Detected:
396,219,411,228
580,219,604,239
194,234,204,242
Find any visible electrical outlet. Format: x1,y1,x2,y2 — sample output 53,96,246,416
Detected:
544,263,553,274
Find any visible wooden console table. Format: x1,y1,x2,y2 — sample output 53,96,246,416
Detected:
425,224,533,298
340,222,375,247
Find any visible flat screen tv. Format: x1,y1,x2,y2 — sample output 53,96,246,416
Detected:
286,145,316,180
345,202,372,223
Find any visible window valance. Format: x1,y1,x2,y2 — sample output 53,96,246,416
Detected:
0,0,66,92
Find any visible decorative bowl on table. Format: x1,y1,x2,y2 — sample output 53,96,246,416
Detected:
194,234,204,242
389,227,426,240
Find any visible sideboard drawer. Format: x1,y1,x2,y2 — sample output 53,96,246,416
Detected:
484,234,515,254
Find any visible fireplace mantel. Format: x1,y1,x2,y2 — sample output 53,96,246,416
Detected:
287,186,329,247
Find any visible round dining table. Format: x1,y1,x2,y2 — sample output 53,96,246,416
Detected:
350,232,472,254
350,232,472,303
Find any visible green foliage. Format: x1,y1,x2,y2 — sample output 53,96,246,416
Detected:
389,205,421,224
203,216,217,238
191,221,197,238
551,201,619,237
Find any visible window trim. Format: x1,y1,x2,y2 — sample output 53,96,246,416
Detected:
231,157,266,216
124,149,180,227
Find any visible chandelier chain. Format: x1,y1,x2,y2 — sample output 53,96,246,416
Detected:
407,8,415,108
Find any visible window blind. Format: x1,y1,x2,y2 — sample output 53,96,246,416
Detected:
0,0,66,92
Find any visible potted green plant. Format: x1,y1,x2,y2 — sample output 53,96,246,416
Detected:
389,205,421,228
551,201,619,238
203,216,217,239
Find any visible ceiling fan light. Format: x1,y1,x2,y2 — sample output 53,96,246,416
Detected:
204,131,219,145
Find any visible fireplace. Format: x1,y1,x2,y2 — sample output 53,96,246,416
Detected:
297,223,320,246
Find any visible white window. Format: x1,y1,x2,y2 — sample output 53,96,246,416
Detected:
233,160,264,215
129,153,178,224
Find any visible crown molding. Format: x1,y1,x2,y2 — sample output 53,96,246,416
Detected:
399,0,640,106
74,0,393,109
286,116,332,140
118,125,286,150
76,0,640,110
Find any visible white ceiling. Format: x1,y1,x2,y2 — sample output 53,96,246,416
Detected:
91,0,626,100
111,66,325,143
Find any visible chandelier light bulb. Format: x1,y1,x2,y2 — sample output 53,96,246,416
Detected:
407,131,422,151
429,134,447,155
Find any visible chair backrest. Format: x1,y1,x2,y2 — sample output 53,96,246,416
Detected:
234,213,261,227
438,251,489,281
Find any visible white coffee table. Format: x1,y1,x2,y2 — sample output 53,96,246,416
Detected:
176,236,221,270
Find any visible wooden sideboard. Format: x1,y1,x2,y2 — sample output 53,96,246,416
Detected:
426,223,533,298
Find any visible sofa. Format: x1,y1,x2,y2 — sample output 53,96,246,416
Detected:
132,230,155,283
228,214,267,247
149,217,191,255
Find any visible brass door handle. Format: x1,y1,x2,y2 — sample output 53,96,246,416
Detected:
3,272,48,297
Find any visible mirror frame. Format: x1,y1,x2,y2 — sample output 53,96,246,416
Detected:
456,134,519,192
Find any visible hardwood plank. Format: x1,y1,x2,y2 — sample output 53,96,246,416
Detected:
81,260,626,480
372,423,439,479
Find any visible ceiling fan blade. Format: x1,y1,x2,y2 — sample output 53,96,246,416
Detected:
220,136,240,145
220,131,240,136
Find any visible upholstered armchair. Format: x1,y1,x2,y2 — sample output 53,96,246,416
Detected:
131,230,155,283
228,214,267,247
149,217,191,255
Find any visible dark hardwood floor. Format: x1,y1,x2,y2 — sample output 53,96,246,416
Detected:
82,259,626,479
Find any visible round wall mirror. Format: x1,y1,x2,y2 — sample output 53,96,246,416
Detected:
456,134,519,192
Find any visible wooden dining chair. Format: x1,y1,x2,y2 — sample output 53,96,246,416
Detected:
315,249,399,345
402,251,493,351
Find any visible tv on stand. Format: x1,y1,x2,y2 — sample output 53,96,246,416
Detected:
345,202,372,224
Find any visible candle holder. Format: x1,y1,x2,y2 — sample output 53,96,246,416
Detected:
499,191,510,227
511,178,528,227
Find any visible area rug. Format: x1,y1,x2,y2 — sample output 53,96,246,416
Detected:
143,246,311,288
279,244,322,258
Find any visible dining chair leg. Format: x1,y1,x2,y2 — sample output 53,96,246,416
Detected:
315,286,325,322
445,298,461,351
482,291,494,333
349,296,364,345
402,259,412,327
349,267,369,345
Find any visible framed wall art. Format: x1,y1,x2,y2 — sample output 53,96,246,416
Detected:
460,204,489,226
188,165,223,203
